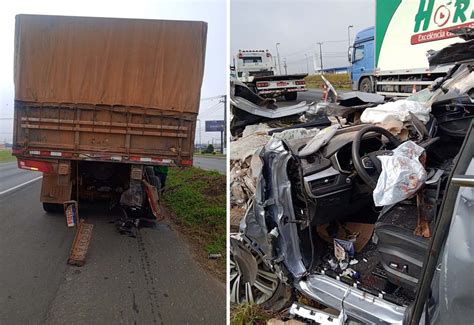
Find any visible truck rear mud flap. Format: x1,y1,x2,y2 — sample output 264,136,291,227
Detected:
68,220,94,267
296,274,406,324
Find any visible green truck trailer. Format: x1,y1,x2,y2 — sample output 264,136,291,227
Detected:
350,0,474,96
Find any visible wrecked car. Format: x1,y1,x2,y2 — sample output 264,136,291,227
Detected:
230,36,474,324
230,78,332,137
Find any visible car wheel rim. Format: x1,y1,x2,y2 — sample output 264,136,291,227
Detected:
230,243,279,305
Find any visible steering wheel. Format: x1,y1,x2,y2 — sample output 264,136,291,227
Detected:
352,125,401,189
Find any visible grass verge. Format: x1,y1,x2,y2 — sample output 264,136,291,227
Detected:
194,152,226,159
231,304,272,325
0,150,15,163
162,166,226,278
305,73,351,90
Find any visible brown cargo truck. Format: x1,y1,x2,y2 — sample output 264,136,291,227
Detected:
12,14,207,213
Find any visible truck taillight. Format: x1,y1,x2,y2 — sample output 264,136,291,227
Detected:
295,80,306,85
12,148,23,155
238,53,243,59
17,159,54,172
266,52,271,57
181,159,193,166
256,82,269,88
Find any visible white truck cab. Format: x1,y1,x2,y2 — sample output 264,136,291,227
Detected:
235,49,275,82
235,49,307,101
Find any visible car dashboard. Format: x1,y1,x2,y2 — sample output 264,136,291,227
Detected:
297,132,383,224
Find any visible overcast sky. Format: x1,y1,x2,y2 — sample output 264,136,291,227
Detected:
231,0,374,74
0,0,226,144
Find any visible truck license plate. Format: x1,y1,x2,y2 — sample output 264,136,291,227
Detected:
68,220,94,267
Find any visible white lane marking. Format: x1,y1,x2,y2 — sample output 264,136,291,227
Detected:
0,176,43,196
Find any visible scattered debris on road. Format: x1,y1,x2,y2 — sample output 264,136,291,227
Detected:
63,201,78,228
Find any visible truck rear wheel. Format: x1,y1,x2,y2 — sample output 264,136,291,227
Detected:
43,203,63,213
284,92,297,101
359,77,373,93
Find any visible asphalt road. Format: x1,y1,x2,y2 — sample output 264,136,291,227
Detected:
193,156,226,174
0,165,225,324
0,161,41,194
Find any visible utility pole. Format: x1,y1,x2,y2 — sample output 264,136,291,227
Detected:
275,42,282,75
283,58,288,75
347,25,354,65
220,128,223,154
220,95,226,154
317,42,324,74
197,118,202,153
347,25,354,51
312,52,318,74
305,54,309,74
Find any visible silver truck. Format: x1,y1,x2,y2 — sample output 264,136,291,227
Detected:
235,49,307,101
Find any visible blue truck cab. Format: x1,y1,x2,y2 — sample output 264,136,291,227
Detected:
350,26,374,92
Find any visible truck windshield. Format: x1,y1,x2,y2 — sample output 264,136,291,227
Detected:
242,56,263,63
353,46,364,62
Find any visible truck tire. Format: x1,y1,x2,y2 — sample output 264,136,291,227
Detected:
43,202,63,213
284,92,297,101
359,77,373,93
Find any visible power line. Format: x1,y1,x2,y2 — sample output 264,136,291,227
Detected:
283,45,316,58
209,102,225,112
199,101,224,113
280,39,349,58
323,39,348,43
286,56,314,65
200,95,224,101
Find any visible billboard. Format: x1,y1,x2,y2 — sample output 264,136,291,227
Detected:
205,120,225,132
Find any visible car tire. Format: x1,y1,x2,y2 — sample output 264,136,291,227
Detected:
230,236,294,312
284,92,297,101
359,77,373,93
261,280,293,312
43,202,63,213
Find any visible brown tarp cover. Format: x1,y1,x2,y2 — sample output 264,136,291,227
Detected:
14,14,207,114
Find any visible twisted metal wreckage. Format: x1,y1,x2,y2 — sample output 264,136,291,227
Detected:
230,31,474,324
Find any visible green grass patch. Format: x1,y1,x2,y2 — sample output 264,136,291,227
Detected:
163,167,226,256
194,152,226,159
0,150,15,163
305,73,351,90
231,304,272,325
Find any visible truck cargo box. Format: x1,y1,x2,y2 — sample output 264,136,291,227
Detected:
13,14,207,166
